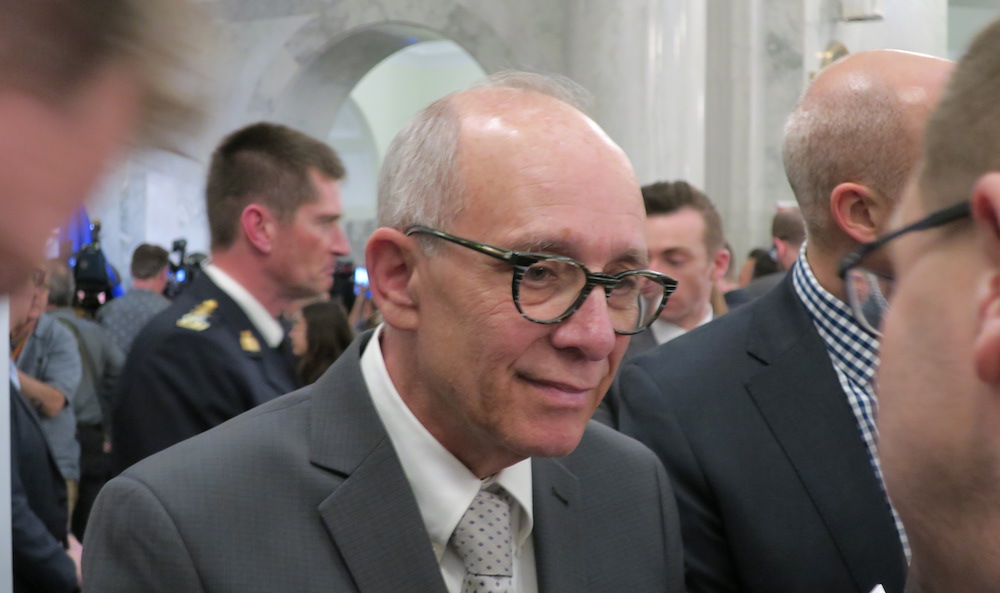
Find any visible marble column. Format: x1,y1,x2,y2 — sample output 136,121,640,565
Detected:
567,0,707,188
704,0,804,266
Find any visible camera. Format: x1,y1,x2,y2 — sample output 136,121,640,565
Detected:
164,238,205,298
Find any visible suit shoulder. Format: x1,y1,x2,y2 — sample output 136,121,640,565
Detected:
566,421,662,470
630,304,755,375
124,387,314,483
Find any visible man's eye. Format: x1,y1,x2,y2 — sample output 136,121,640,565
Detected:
524,263,558,283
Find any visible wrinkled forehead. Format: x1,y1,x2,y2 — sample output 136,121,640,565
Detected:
450,97,644,262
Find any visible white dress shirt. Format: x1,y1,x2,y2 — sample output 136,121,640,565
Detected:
650,307,714,345
361,325,538,593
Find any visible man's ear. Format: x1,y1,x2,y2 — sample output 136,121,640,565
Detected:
831,182,888,244
773,238,790,270
366,227,421,331
241,204,276,254
709,246,731,283
971,173,1000,384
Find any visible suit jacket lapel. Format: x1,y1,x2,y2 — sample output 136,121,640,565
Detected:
532,457,585,593
309,333,448,593
744,278,906,591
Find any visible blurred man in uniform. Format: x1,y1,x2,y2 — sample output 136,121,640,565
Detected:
112,122,352,472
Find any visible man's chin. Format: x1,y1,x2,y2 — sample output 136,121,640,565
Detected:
516,423,590,460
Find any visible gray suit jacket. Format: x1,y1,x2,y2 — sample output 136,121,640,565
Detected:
83,332,685,593
606,273,906,593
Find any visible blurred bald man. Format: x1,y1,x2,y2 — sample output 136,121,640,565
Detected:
608,50,953,593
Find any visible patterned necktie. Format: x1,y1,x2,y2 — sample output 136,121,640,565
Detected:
450,488,514,593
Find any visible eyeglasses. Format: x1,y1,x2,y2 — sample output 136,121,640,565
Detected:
838,200,971,336
406,225,677,335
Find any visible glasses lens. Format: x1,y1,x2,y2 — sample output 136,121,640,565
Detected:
607,273,667,334
517,259,587,322
845,268,892,336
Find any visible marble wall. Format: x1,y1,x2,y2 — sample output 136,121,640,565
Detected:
92,0,571,281
88,0,950,283
707,0,948,267
567,0,707,187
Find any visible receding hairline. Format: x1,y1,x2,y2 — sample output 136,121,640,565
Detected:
375,70,618,236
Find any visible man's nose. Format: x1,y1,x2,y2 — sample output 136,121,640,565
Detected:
548,287,618,360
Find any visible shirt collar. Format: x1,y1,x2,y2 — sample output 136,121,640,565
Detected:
792,245,880,385
9,360,20,390
201,263,284,348
360,325,534,558
650,306,713,345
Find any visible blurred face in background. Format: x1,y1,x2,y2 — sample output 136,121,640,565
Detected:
0,66,143,294
268,170,351,300
646,207,728,330
289,313,308,357
876,183,984,540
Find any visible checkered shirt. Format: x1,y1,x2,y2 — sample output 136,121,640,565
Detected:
792,250,911,562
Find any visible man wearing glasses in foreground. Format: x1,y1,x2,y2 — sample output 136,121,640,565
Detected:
606,50,952,593
83,72,685,592
841,17,1000,593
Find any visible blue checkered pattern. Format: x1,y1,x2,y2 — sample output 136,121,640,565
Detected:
792,251,911,562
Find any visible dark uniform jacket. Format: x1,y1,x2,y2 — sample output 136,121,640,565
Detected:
111,273,299,473
11,382,77,593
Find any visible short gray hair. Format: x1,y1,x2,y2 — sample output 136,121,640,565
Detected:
782,80,918,250
376,71,589,238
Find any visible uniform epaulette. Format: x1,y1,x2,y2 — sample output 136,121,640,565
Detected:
176,299,218,331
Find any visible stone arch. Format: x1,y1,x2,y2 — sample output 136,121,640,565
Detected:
247,6,512,139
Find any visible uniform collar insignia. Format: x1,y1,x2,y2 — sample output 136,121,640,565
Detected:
240,330,261,353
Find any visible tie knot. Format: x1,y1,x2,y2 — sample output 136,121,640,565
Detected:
451,488,514,582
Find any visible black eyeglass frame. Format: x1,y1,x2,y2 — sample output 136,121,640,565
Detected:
838,200,972,336
838,201,972,280
406,225,678,335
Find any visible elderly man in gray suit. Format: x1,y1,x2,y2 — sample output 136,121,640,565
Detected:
82,72,685,593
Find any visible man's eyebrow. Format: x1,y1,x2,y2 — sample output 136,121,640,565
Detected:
509,238,648,269
654,246,694,258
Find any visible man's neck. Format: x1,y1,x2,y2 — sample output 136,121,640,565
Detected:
676,301,711,332
131,278,161,293
379,328,522,479
210,251,287,317
803,246,851,303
